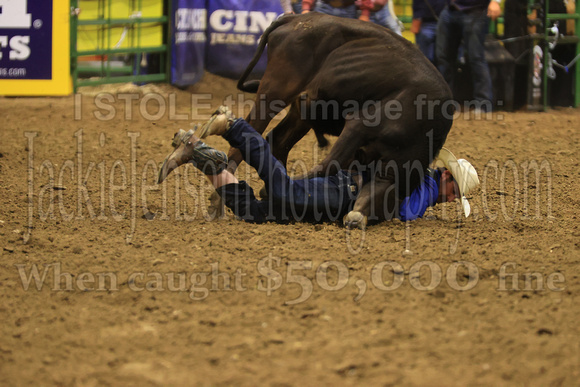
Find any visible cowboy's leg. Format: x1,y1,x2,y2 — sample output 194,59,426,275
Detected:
224,118,357,222
215,180,269,223
221,118,304,220
156,129,269,223
222,118,289,187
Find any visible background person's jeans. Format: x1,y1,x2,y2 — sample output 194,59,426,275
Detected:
369,5,402,35
217,119,358,223
314,1,357,18
436,7,493,108
416,21,437,64
292,1,302,13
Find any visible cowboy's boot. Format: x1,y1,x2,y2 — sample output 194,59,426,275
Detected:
157,129,228,184
196,105,237,139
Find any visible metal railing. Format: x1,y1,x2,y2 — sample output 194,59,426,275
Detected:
542,0,580,108
70,0,171,91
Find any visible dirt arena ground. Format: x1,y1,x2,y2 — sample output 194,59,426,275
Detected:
1,73,579,386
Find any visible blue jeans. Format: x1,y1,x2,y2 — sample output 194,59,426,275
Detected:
369,6,401,35
217,119,359,223
314,1,357,18
416,21,437,64
436,6,493,106
292,1,302,14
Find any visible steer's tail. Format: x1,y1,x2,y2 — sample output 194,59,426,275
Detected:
237,14,296,93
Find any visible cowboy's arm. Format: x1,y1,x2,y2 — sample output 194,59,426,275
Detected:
399,171,440,221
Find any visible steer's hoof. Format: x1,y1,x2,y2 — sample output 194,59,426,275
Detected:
343,211,367,230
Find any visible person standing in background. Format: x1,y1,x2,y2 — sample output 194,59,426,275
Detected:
302,0,357,19
411,0,447,63
358,0,402,35
436,0,502,111
300,0,401,34
280,0,303,14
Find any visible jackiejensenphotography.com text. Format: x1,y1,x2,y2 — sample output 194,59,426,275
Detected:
21,129,554,249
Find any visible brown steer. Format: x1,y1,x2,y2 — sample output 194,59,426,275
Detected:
228,12,454,228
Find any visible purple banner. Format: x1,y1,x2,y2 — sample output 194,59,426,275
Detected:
205,0,283,79
0,0,53,80
171,0,207,86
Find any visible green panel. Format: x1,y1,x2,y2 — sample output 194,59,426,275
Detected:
76,74,167,88
77,65,134,74
77,16,167,26
75,45,167,57
70,0,170,93
546,13,580,19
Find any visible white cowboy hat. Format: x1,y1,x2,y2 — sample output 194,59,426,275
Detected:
433,147,480,217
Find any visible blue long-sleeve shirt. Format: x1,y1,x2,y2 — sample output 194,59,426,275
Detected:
399,169,441,221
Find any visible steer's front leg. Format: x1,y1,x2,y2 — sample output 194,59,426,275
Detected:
343,175,396,229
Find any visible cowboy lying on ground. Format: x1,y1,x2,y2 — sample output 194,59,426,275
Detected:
157,106,480,227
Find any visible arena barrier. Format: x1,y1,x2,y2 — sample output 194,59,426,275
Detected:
172,0,283,86
171,0,206,86
0,0,72,96
68,0,283,91
70,0,169,91
2,0,577,108
499,0,580,109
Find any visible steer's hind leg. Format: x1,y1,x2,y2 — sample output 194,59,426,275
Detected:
245,60,309,135
266,101,311,168
228,75,306,172
307,117,367,178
